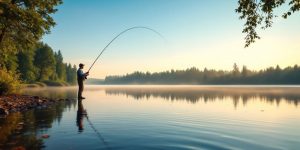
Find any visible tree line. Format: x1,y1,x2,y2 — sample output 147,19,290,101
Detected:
17,42,77,85
1,41,77,85
104,63,300,84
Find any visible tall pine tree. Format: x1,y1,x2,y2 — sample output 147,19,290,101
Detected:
34,43,56,81
54,50,66,81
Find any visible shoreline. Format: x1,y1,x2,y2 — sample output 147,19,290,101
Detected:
0,94,74,117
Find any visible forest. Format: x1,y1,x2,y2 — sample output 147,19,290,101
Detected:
8,42,76,84
17,42,77,85
104,64,300,85
0,41,77,94
0,0,77,94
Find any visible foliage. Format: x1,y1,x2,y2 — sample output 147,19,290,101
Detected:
0,0,63,92
66,64,77,85
0,0,62,64
13,42,78,86
17,46,37,82
236,0,300,47
104,64,300,85
54,50,66,81
34,43,56,81
3,53,18,72
13,41,77,87
0,69,20,95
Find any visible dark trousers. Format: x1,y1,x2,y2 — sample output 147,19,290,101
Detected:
77,79,84,98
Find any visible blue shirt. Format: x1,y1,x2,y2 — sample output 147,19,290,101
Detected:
77,69,85,79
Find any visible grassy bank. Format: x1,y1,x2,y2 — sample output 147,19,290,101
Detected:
22,81,71,88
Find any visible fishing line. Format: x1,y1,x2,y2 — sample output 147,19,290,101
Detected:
87,26,166,72
84,26,165,147
86,115,111,150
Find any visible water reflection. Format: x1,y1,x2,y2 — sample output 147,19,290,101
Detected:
105,86,300,107
76,99,87,132
0,96,77,149
21,86,78,100
74,98,110,148
1,86,300,149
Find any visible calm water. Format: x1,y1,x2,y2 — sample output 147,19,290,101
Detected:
1,85,300,150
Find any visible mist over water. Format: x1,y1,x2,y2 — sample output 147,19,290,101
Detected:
1,85,300,149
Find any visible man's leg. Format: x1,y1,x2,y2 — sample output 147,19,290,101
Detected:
80,81,85,98
78,80,83,98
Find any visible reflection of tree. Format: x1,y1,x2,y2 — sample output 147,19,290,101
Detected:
105,87,300,107
0,93,77,149
105,65,300,85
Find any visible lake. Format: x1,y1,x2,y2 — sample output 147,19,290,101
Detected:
1,85,300,149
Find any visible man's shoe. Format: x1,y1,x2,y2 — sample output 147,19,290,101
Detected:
79,97,85,99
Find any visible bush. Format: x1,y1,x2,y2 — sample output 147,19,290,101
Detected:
0,69,21,95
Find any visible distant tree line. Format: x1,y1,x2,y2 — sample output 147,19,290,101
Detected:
104,63,300,84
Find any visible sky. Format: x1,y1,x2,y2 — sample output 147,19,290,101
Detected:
43,0,300,78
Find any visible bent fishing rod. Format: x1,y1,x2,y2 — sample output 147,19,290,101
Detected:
87,26,165,72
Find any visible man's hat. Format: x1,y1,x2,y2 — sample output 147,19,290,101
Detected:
79,63,84,67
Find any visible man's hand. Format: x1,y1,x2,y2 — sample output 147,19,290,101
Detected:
84,72,89,80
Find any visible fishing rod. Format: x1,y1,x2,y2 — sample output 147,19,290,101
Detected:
87,26,165,72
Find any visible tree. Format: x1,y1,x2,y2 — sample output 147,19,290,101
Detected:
236,0,300,47
232,63,240,77
3,53,18,72
66,63,77,85
0,0,62,69
34,43,56,81
17,47,37,82
241,65,250,77
54,50,66,81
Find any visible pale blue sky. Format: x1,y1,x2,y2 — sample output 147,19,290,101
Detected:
43,0,300,78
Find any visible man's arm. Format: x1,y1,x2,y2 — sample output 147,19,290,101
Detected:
78,70,89,79
83,71,89,79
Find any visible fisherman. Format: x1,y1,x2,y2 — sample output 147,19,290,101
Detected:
77,63,89,99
